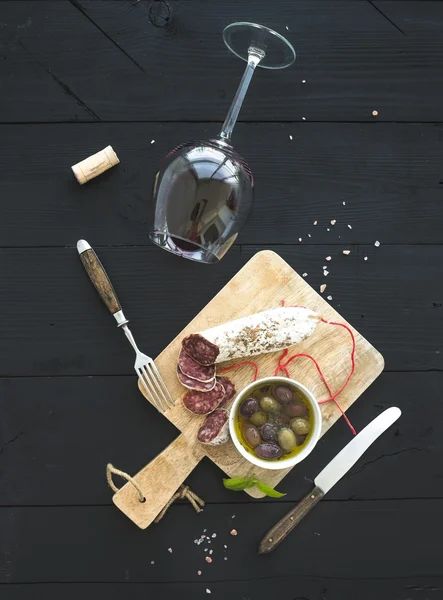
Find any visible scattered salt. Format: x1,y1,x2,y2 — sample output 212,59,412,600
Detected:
364,256,368,261
151,561,155,565
204,529,207,532
343,250,350,255
320,284,327,293
372,110,378,116
168,548,172,553
375,240,380,247
347,224,352,229
206,589,212,594
223,545,227,549
327,295,333,301
224,557,228,560
326,256,331,261
209,549,213,555
302,79,306,84
204,548,208,552
313,221,318,225
302,272,308,277
323,269,329,276
212,533,216,538
197,570,202,576
327,228,330,231
299,238,302,242
230,529,238,536
302,116,306,121
286,25,289,30
330,220,336,225
205,556,212,564
231,515,235,519
343,201,346,206
151,139,155,144
308,233,311,238
289,134,293,140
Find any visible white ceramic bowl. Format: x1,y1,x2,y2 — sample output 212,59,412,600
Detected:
229,376,322,470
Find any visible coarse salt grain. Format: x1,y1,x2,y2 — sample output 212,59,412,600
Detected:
224,557,228,560
205,556,212,563
231,515,235,519
326,256,331,261
313,221,318,225
302,116,306,121
211,533,216,538
204,548,208,552
302,79,306,84
375,240,380,247
151,139,155,144
230,529,238,536
330,220,336,225
323,269,329,276
320,284,327,293
197,570,202,576
343,250,351,255
151,561,155,565
372,110,378,116
209,550,213,555
224,545,227,549
343,201,346,205
308,233,311,237
327,228,330,231
302,272,308,277
286,25,289,30
168,548,172,553
364,256,368,261
289,135,293,140
206,589,211,594
327,295,333,300
347,224,352,229
299,238,302,242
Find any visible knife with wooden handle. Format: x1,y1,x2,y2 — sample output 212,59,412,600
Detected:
258,407,401,554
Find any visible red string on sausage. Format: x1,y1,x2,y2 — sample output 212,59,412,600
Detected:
220,302,357,436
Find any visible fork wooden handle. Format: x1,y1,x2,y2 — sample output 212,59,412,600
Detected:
77,239,122,315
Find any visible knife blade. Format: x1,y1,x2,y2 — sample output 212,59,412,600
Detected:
258,406,401,554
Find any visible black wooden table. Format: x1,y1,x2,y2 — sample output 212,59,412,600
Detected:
1,2,442,598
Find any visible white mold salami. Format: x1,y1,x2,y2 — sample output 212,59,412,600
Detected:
197,409,230,445
197,307,321,363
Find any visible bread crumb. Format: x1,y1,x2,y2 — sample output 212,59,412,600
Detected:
230,529,238,536
343,250,351,255
320,284,327,293
205,556,212,563
330,220,336,225
372,110,378,116
197,570,202,575
168,548,172,553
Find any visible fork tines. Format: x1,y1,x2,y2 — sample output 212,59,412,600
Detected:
138,362,174,412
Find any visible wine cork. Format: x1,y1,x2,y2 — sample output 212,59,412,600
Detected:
71,145,120,184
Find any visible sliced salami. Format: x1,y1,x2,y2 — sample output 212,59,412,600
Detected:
177,367,216,392
182,382,225,415
182,334,219,366
178,348,215,382
216,376,236,407
197,409,230,445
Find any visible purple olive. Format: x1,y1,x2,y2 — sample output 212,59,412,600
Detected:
240,397,258,417
296,433,307,446
285,400,309,418
242,424,261,448
272,412,290,427
255,442,282,460
273,385,294,405
260,422,278,442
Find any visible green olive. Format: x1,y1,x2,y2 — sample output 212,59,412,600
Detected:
290,417,311,435
278,428,297,453
250,411,267,427
260,396,281,413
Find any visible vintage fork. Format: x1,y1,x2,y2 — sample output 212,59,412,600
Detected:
77,240,174,412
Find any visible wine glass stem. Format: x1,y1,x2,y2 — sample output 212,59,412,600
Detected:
219,48,264,142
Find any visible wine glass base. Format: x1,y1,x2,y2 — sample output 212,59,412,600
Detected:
149,231,220,265
223,22,296,70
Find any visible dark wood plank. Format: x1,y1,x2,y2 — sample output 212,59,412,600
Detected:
0,373,439,505
0,245,440,377
2,577,443,600
1,1,443,122
1,501,441,581
1,123,443,247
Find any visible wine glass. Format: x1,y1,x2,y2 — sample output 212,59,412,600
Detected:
150,22,296,264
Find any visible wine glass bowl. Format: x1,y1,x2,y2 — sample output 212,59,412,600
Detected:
150,138,253,264
150,22,295,263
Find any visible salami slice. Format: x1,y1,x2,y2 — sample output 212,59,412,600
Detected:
182,382,225,415
197,409,230,445
216,376,236,407
177,367,216,392
178,348,215,382
182,334,219,366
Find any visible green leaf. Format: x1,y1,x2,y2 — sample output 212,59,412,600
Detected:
256,481,287,498
223,477,255,491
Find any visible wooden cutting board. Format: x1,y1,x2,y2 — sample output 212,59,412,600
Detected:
112,251,384,528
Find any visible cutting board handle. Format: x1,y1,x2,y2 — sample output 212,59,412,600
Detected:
111,433,206,529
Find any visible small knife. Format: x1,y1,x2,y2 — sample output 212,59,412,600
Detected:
258,406,401,554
